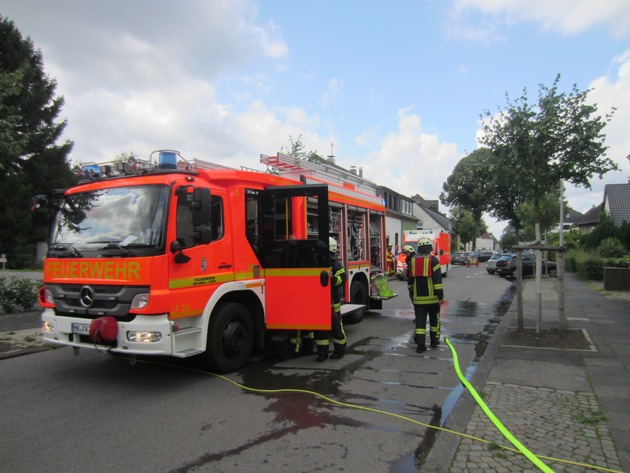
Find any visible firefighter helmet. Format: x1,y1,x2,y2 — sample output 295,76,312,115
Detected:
417,236,433,254
402,245,415,254
329,237,338,253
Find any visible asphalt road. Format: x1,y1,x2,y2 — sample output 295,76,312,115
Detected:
0,264,513,472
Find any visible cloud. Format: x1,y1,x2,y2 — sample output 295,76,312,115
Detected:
566,48,630,212
354,107,461,201
451,0,630,39
321,78,344,108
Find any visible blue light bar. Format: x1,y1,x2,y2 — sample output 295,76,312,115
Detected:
158,151,178,170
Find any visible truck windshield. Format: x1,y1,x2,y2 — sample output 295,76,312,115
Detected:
50,185,169,256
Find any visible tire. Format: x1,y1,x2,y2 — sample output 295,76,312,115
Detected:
345,279,368,324
547,266,558,278
202,302,254,373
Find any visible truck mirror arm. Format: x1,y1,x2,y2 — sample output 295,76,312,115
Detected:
170,240,191,264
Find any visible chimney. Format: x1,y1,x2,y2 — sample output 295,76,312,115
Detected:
359,167,363,178
349,166,357,175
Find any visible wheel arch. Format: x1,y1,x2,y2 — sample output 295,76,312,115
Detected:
207,289,265,349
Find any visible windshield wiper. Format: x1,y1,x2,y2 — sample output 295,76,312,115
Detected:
50,243,83,258
101,242,135,257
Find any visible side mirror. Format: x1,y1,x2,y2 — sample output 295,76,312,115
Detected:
192,188,210,226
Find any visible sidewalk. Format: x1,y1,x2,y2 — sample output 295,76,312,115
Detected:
425,272,630,472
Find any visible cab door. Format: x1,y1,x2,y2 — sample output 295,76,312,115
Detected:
260,184,331,330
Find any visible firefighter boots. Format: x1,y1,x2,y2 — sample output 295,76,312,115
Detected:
330,343,345,360
316,345,329,362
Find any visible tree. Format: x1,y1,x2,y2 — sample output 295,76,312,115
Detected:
480,74,618,245
0,17,76,268
515,191,561,242
441,148,494,250
481,74,618,334
281,134,326,163
450,207,487,250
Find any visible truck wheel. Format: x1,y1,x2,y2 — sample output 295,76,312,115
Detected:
202,302,254,373
345,279,367,324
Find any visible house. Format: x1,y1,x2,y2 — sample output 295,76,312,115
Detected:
603,182,630,226
573,181,630,232
375,186,417,251
573,203,603,233
475,232,499,252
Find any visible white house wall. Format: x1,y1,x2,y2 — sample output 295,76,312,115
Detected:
386,215,403,247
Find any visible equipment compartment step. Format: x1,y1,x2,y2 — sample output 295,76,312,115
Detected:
174,326,202,336
175,348,204,357
340,304,365,316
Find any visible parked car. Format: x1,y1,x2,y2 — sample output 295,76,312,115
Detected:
486,253,508,274
451,252,468,265
497,254,557,280
494,254,514,275
477,251,494,262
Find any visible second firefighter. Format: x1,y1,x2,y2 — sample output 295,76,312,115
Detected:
315,237,347,362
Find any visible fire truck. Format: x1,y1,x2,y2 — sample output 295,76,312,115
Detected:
396,229,451,279
33,150,394,372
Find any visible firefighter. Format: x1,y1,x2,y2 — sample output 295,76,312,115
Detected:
386,245,395,276
401,244,415,287
408,236,444,353
315,237,347,362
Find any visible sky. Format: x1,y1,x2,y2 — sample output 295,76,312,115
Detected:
3,0,630,238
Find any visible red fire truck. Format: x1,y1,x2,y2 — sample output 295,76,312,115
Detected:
34,150,394,372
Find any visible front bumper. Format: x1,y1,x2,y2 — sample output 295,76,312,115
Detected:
41,309,175,355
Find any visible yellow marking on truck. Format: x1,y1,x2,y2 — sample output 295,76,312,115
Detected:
169,272,235,289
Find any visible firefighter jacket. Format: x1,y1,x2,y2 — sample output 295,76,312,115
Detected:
330,253,346,305
407,254,443,305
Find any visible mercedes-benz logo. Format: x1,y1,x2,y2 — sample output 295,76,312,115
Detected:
79,286,95,308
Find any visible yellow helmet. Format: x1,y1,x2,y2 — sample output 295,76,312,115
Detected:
417,236,433,247
402,245,415,254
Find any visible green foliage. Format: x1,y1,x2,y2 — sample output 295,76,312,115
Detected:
545,229,583,251
582,213,620,250
449,207,487,250
441,149,495,239
1,17,77,268
479,74,618,241
567,250,629,280
499,230,519,251
516,193,562,241
598,237,626,258
0,276,41,313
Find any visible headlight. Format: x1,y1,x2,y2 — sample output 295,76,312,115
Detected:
127,331,162,343
131,293,150,309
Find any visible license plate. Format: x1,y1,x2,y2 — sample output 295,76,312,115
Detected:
71,323,90,335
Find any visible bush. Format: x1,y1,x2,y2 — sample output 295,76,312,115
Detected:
598,237,626,258
0,277,42,314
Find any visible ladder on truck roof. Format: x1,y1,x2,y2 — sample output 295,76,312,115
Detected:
260,153,378,195
189,158,261,173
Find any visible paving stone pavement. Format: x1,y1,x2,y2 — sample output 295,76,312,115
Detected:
425,273,630,473
451,382,622,472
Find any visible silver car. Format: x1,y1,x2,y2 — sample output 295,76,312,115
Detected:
486,253,507,274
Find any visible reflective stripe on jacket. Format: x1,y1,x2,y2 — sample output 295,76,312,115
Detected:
407,255,443,305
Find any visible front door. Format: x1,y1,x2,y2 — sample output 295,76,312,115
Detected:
261,184,331,330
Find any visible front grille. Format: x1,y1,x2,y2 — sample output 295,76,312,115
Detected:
46,283,149,321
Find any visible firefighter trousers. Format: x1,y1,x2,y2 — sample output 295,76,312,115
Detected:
413,303,441,348
286,330,314,357
315,303,346,360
